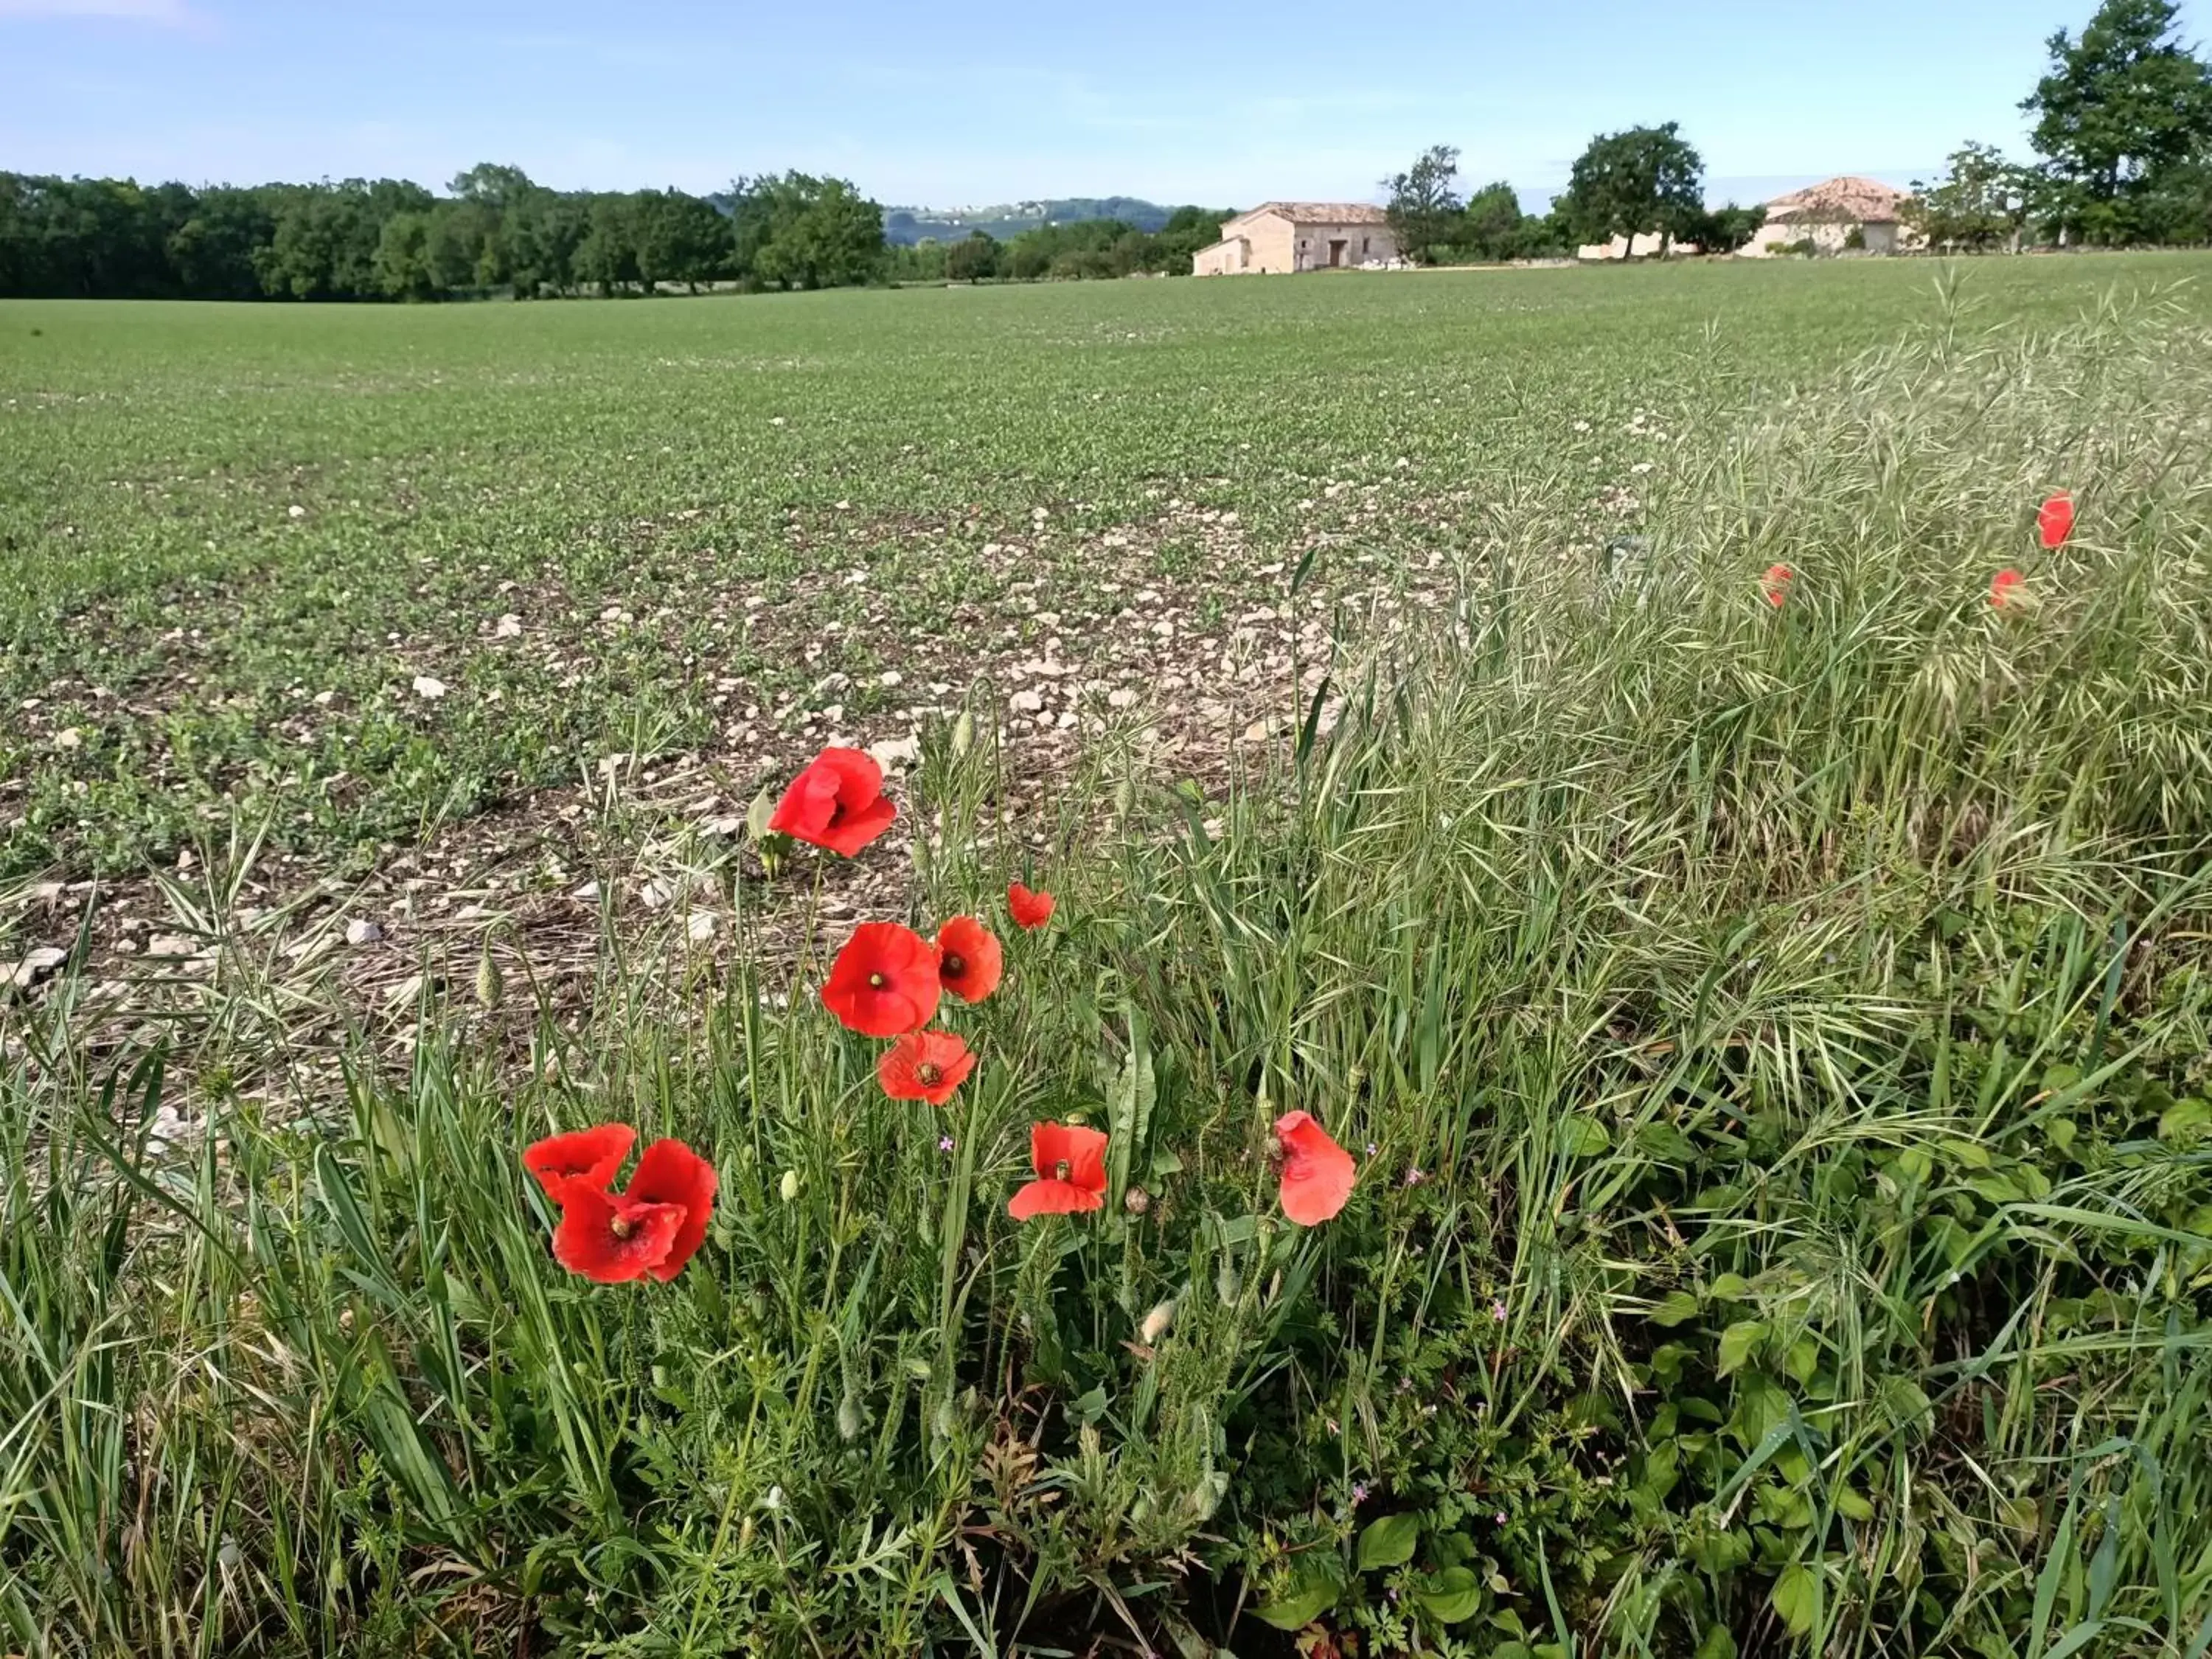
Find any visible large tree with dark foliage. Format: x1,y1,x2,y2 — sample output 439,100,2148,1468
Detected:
1557,123,1706,254
729,173,886,291
1382,145,1464,263
1458,181,1526,261
1905,144,2039,251
2022,0,2212,243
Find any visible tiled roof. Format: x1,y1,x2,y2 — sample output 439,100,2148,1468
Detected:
1238,201,1392,226
1764,175,1908,224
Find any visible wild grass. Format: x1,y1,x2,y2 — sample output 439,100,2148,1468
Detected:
3,274,2212,1655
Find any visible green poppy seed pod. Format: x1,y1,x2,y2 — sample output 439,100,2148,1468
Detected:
1113,775,1135,819
1215,1257,1240,1307
950,711,975,757
836,1391,864,1443
778,1169,800,1203
473,939,503,1010
933,1394,960,1441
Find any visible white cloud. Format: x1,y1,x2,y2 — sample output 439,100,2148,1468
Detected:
0,0,195,19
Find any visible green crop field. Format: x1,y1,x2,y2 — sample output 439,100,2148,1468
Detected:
5,256,2208,886
4,257,2212,1658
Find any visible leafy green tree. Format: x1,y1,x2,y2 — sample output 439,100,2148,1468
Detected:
1382,145,1464,264
574,193,641,295
1558,122,1706,254
255,180,431,300
1149,205,1231,272
508,190,585,297
1691,201,1767,253
748,175,884,290
943,231,998,282
1905,144,2037,251
372,210,441,300
728,173,885,290
1459,181,1525,261
2134,156,2212,240
167,187,276,297
448,163,535,212
633,189,728,291
2023,0,2212,242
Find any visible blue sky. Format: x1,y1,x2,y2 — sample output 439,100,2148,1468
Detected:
0,0,2191,209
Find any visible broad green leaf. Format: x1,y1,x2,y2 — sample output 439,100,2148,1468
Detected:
1649,1290,1703,1327
1708,1272,1753,1301
1695,1621,1739,1659
1784,1335,1820,1385
2157,1098,2211,1140
1557,1117,1610,1156
1253,1574,1335,1631
1717,1319,1767,1377
1414,1565,1481,1624
1771,1562,1819,1635
1731,1373,1791,1448
1942,1136,1992,1169
1357,1511,1422,1570
1636,1121,1699,1165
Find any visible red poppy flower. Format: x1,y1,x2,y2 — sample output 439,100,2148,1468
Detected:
1007,882,1055,931
1008,1121,1109,1220
934,916,1003,1004
522,1122,636,1200
2037,492,2074,550
1990,567,2025,610
768,746,897,858
878,1029,976,1105
1760,563,1793,608
551,1186,684,1283
623,1138,718,1281
1275,1110,1357,1226
821,921,941,1036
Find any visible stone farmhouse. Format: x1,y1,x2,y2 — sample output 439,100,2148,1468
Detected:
1740,175,1917,257
1193,203,1399,275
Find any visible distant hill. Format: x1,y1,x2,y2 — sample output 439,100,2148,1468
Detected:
883,198,1187,245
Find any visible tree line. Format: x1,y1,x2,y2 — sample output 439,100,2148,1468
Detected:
0,164,895,300
883,207,1231,283
0,158,1244,300
1380,126,1761,266
1380,128,1765,265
